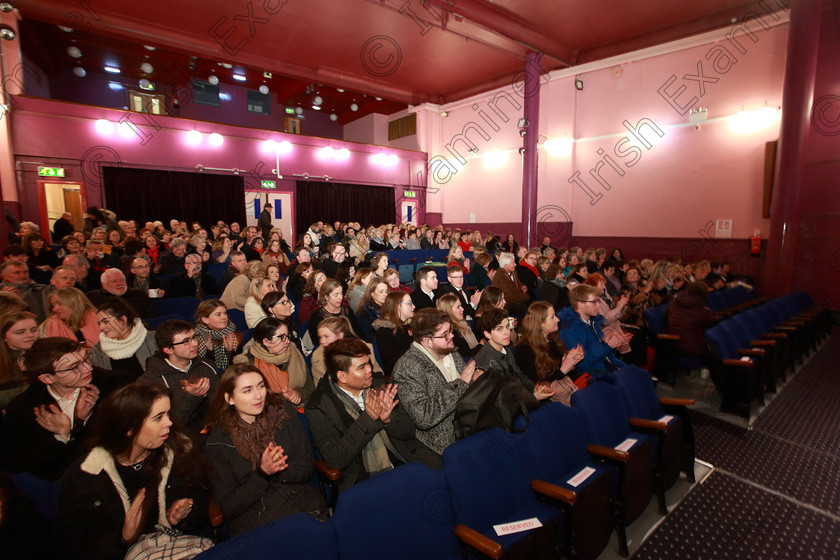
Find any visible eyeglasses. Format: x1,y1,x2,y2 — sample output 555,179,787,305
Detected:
400,301,415,306
131,263,150,269
430,328,454,339
54,353,91,375
583,299,601,304
170,336,198,346
267,333,290,343
277,300,293,306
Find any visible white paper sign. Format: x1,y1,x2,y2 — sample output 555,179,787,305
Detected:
614,438,637,452
658,415,675,423
567,466,596,488
493,518,543,536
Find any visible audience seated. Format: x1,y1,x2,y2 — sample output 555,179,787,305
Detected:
391,308,482,455
40,287,101,348
86,268,158,319
370,253,389,278
373,291,415,376
305,338,440,493
515,302,584,394
492,252,530,317
234,317,314,404
667,281,715,358
194,299,241,374
221,261,264,312
435,265,481,320
557,284,628,377
244,276,278,328
355,277,389,342
56,382,213,560
217,251,247,293
383,267,411,293
410,266,438,310
466,250,494,289
436,293,480,358
205,364,328,535
126,256,166,296
158,237,188,276
0,311,38,408
1,259,47,322
345,267,373,314
515,249,541,299
298,270,327,323
307,278,359,343
138,319,219,437
89,298,157,379
3,338,128,480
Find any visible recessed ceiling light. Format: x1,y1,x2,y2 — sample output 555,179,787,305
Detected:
232,74,246,82
375,97,382,101
336,88,344,93
140,62,153,74
66,46,82,59
312,105,321,110
143,45,156,51
58,26,74,33
104,66,121,74
73,67,86,77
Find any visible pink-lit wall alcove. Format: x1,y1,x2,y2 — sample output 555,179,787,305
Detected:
9,96,428,237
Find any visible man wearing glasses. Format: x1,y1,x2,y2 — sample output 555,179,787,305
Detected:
556,284,629,377
321,243,347,279
392,309,482,455
3,338,127,480
140,319,219,437
435,266,482,320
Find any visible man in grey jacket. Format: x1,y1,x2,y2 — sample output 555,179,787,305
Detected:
391,308,482,455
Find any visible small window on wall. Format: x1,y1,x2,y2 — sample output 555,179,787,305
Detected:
128,91,166,115
247,90,271,115
284,117,301,134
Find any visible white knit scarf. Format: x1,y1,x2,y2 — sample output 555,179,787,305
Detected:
99,319,149,360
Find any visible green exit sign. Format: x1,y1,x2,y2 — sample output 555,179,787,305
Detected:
285,107,296,114
403,191,416,198
261,180,276,189
38,167,65,177
140,81,155,91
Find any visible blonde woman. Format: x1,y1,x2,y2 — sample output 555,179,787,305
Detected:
40,287,100,347
244,276,279,328
436,293,480,357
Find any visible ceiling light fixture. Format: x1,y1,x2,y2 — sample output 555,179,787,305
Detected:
73,66,86,78
140,62,153,74
259,85,269,95
350,103,359,112
313,96,323,106
143,45,156,51
104,66,121,74
208,75,219,85
208,133,224,146
67,46,82,58
58,26,74,32
330,114,338,122
232,74,246,82
185,130,202,145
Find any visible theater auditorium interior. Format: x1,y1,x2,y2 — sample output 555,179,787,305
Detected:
0,0,838,559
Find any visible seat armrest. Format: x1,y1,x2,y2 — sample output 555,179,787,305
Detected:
657,334,680,341
738,348,765,357
629,417,669,432
587,444,630,463
660,397,694,407
532,479,576,505
314,460,341,482
722,359,755,367
455,524,503,559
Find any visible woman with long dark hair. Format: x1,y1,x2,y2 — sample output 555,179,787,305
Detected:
0,311,38,407
56,383,212,560
515,301,584,386
205,364,328,535
373,291,415,376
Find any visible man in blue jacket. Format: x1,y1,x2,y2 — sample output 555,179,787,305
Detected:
556,284,628,377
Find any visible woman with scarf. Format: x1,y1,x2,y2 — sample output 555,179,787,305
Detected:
144,234,163,269
90,298,157,380
205,364,327,536
262,238,290,272
297,270,327,324
261,290,301,351
515,250,541,299
194,299,240,374
40,287,101,348
233,318,315,405
57,382,212,560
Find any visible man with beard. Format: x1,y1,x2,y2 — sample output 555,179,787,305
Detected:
391,309,482,455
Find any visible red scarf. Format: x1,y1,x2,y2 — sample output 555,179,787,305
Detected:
519,259,539,277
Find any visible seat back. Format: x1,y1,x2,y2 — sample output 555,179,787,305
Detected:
153,296,200,320
642,304,668,335
227,308,249,332
331,463,460,560
613,366,664,420
194,513,338,560
569,384,632,448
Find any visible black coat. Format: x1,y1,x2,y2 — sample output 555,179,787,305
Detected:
56,446,210,560
305,377,440,493
374,324,414,376
1,368,131,480
205,401,327,535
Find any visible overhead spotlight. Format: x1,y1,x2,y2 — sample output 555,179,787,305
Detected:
220,63,232,69
66,46,82,58
139,78,151,89
263,71,272,79
140,62,153,74
519,129,527,137
208,132,224,146
313,96,323,106
0,25,14,40
0,3,13,13
517,118,529,129
518,147,526,155
312,106,321,111
73,66,86,78
232,74,246,82
185,130,202,145
374,97,382,101
58,26,74,33
335,148,350,160
575,77,584,90
336,88,344,93
143,45,156,51
350,103,358,112
95,119,113,134
277,140,293,154
295,107,303,115
104,66,121,74
319,146,335,158
207,74,219,85
440,111,448,117
330,114,338,122
259,85,269,95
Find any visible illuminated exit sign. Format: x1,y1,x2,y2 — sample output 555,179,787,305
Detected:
261,180,276,189
38,167,65,177
403,191,416,198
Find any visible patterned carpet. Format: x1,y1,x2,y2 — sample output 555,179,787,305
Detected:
633,327,840,559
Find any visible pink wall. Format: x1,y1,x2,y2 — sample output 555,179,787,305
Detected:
430,21,789,242
793,1,840,308
9,96,427,236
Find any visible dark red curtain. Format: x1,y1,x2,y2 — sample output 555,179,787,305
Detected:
295,181,395,234
102,167,246,227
